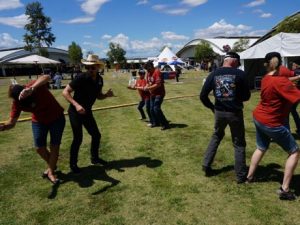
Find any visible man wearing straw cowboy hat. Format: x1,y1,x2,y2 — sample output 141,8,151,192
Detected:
63,54,114,174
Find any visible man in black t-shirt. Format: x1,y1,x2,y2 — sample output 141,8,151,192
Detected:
63,54,114,173
200,52,251,183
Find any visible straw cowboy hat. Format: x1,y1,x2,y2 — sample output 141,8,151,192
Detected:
81,54,104,66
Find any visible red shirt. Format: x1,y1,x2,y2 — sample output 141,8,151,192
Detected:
253,75,300,127
135,78,150,100
278,65,295,77
146,69,165,97
10,81,64,124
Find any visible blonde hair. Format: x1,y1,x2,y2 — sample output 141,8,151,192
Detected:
266,57,280,72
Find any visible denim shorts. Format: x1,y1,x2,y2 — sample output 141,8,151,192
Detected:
253,118,299,153
32,115,65,148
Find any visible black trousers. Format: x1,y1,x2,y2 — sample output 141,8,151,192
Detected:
68,109,101,166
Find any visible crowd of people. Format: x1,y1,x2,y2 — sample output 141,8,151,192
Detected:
1,52,300,201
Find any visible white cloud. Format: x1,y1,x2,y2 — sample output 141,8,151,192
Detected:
152,4,189,16
0,0,23,10
161,31,189,41
0,33,21,49
152,4,167,11
102,34,112,40
130,37,163,51
245,0,265,7
252,9,271,18
165,8,189,16
0,14,28,28
83,41,103,48
63,16,95,24
137,0,148,5
260,13,271,18
110,33,129,49
181,0,208,7
81,0,110,16
194,19,252,38
84,35,92,38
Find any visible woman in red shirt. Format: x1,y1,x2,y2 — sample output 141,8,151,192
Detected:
0,75,65,185
247,52,300,200
128,69,152,123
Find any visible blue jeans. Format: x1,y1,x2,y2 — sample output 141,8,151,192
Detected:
137,98,151,121
150,95,168,126
203,110,247,180
32,115,65,148
253,119,299,153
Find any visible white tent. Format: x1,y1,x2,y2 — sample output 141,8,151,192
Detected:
239,32,300,89
153,47,184,67
240,32,300,62
8,54,61,64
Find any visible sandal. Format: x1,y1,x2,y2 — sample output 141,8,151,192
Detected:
46,174,60,185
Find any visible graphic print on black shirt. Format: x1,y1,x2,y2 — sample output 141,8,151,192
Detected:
215,74,236,101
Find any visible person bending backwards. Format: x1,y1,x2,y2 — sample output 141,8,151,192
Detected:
63,54,114,174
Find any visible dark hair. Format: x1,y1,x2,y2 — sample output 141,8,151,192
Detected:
144,61,154,70
224,51,241,66
138,69,146,75
264,52,282,67
9,84,35,108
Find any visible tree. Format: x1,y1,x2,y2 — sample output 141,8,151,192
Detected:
194,41,215,62
106,42,126,65
232,39,250,52
23,1,55,55
68,42,83,65
275,13,300,34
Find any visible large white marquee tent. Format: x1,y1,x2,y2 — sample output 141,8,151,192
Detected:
239,32,300,88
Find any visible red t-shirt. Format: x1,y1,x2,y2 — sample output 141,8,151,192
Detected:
278,65,295,77
146,69,165,97
10,81,64,124
135,78,150,100
253,75,300,127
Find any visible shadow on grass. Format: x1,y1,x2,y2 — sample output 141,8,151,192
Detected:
106,156,163,172
212,165,234,176
48,156,163,199
169,123,188,129
250,163,283,183
47,166,119,199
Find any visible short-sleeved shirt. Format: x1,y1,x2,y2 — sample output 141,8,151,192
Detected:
278,65,295,78
68,73,103,112
253,75,300,127
135,78,150,100
146,69,165,97
10,80,64,124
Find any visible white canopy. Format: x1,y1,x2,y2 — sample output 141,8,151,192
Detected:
8,54,61,64
153,47,184,67
240,32,300,59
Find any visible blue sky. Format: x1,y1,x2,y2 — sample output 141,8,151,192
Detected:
0,0,299,58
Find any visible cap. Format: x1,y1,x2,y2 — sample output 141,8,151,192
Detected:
138,69,146,75
224,52,241,66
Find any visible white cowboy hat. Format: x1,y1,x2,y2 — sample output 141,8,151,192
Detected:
81,54,104,66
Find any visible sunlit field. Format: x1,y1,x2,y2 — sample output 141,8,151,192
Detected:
1,70,300,225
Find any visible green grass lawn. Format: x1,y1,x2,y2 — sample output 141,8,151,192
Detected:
1,70,300,225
